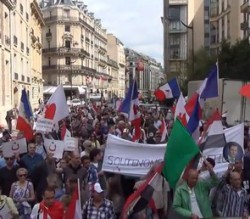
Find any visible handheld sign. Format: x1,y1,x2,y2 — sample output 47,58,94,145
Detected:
35,118,54,132
2,138,27,157
44,139,64,159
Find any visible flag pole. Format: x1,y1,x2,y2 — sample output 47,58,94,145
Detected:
77,178,81,211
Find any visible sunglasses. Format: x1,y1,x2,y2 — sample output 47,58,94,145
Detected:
5,157,14,161
18,174,27,177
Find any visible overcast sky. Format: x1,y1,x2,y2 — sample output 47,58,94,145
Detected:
84,0,163,64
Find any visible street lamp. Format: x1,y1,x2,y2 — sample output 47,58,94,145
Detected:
70,59,77,100
161,17,194,75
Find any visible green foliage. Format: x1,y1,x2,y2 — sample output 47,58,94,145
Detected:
187,39,250,83
218,39,250,80
187,47,216,81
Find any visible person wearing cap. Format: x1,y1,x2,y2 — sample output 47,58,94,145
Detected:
82,182,115,219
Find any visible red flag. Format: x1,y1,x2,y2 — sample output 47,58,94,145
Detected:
121,163,163,218
64,183,81,219
240,84,250,98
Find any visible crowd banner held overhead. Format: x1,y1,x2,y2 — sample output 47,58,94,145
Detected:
163,119,200,189
2,138,27,157
44,138,65,159
35,118,54,133
102,134,165,176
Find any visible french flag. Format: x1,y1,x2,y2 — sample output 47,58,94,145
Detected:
186,94,201,141
44,85,69,123
119,80,141,141
185,64,219,116
64,182,81,219
154,77,180,101
16,89,33,141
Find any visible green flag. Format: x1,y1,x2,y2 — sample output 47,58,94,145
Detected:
163,119,200,189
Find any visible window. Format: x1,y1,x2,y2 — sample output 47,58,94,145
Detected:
20,3,23,14
48,57,51,66
65,40,71,48
26,12,29,21
65,25,70,32
65,57,71,65
169,6,180,20
14,73,18,80
21,42,24,51
21,75,25,81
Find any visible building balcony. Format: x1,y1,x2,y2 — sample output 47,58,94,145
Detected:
2,0,16,10
42,47,89,58
42,65,97,75
241,21,249,30
241,1,250,13
44,16,79,23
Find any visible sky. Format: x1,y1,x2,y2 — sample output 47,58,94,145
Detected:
84,0,163,64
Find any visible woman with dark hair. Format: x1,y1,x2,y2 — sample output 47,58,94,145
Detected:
107,175,124,218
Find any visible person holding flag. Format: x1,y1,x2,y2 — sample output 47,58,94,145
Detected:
173,160,218,219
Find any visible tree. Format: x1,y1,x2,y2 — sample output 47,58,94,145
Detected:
218,39,250,81
186,39,250,83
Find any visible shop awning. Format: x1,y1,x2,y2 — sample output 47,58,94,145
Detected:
43,86,57,94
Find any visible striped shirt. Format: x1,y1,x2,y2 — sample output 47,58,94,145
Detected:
221,184,248,217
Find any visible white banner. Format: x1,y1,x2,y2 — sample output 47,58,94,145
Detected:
200,123,244,178
102,134,166,176
35,118,54,132
44,139,65,159
2,138,27,157
64,137,78,151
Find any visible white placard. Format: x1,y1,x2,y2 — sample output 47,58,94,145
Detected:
35,118,54,132
64,137,78,151
44,139,65,159
200,123,244,178
102,134,166,176
2,138,27,157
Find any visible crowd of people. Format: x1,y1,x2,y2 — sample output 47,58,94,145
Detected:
0,102,250,219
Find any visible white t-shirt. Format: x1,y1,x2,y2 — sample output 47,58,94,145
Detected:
189,188,203,218
30,203,52,219
0,199,12,219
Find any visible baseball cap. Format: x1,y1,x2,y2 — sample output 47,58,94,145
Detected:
93,183,104,193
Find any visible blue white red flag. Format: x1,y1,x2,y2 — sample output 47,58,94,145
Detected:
119,80,141,141
185,63,218,116
154,77,180,101
16,89,33,141
186,94,201,141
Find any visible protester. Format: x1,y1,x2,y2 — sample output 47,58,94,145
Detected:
18,142,44,174
0,185,18,219
82,182,115,219
173,160,218,219
220,172,249,218
0,155,18,196
30,186,64,219
9,167,35,218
